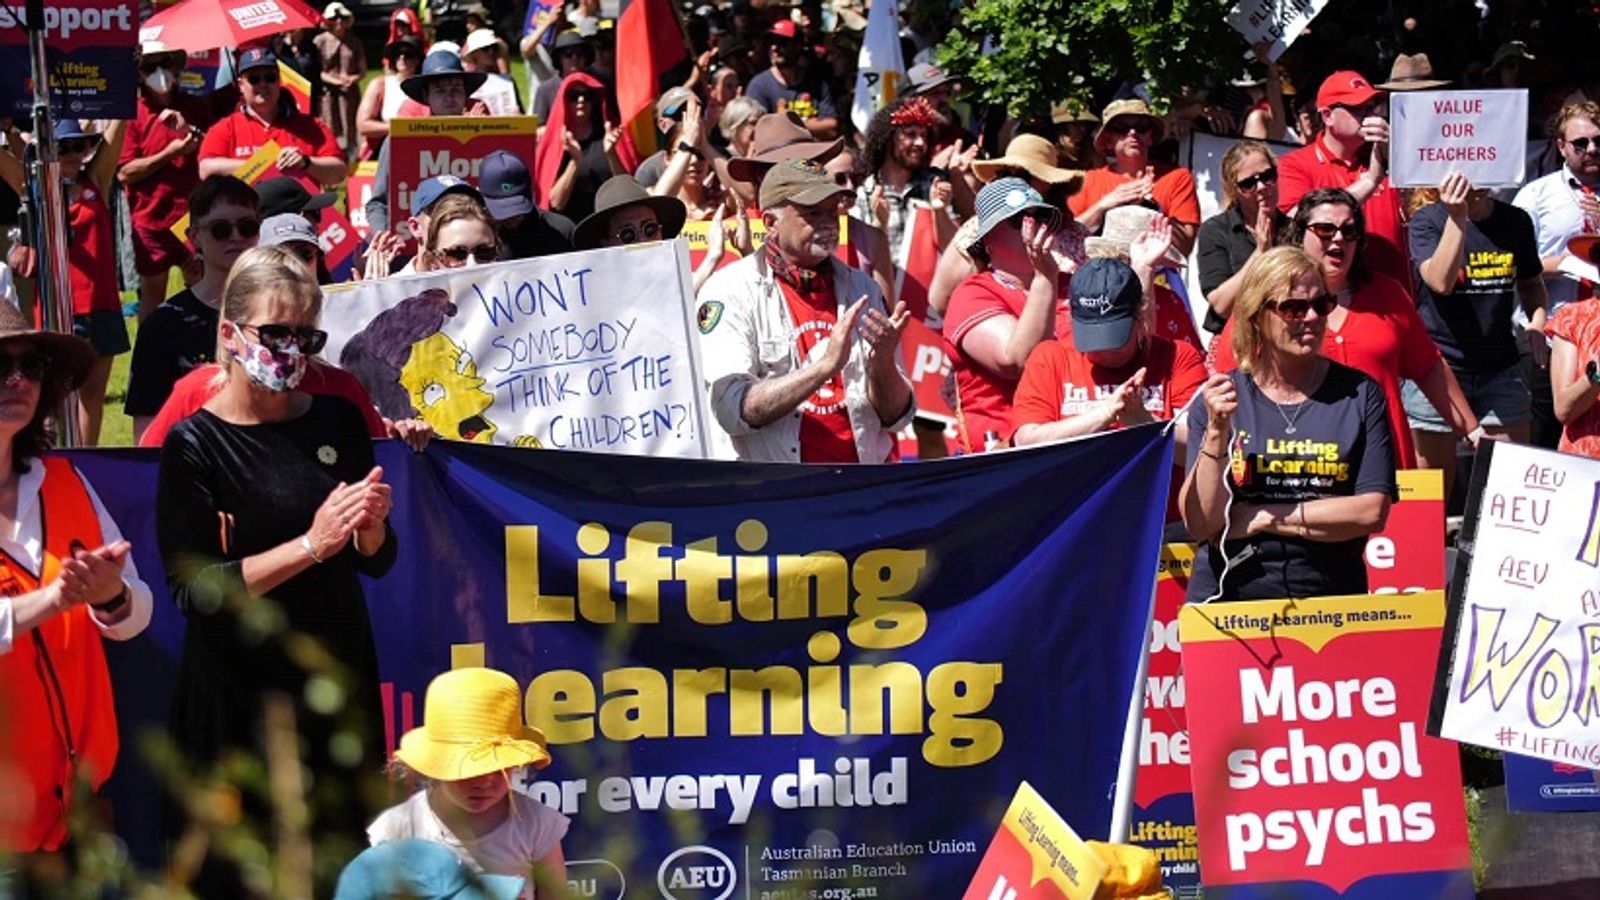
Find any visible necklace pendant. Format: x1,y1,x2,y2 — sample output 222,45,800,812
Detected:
1285,425,1297,434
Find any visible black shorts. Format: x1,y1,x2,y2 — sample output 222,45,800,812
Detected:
73,309,130,358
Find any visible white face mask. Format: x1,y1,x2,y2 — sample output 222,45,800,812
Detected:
144,67,176,94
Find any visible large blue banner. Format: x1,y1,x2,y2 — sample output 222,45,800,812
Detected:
81,424,1172,896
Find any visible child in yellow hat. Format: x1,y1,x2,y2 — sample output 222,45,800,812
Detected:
367,667,568,899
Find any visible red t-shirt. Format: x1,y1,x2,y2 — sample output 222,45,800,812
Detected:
776,276,858,464
65,185,120,317
1068,162,1203,225
1012,335,1207,520
944,273,1073,453
198,104,340,192
119,90,210,230
1277,134,1412,287
1547,300,1600,458
139,362,388,448
1210,272,1438,469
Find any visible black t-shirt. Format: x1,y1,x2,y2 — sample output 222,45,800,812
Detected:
504,208,577,259
1196,205,1288,334
745,67,837,120
1184,364,1397,602
1408,200,1541,373
124,288,219,417
559,134,614,224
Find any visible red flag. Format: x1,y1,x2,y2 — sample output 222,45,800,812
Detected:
615,0,687,126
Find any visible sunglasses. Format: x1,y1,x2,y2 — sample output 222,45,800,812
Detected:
246,70,279,86
1109,118,1158,135
1336,101,1383,118
613,221,662,244
1305,221,1361,242
1567,136,1600,154
0,351,50,383
438,243,500,264
139,60,177,75
1236,168,1278,191
201,217,261,241
58,138,95,154
1264,293,1338,320
237,322,328,354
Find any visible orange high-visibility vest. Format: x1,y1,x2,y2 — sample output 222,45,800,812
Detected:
0,458,116,852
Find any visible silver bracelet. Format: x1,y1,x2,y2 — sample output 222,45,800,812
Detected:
300,534,325,564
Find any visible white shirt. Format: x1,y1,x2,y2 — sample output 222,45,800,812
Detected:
697,251,916,463
368,789,569,899
1512,163,1590,316
0,459,154,654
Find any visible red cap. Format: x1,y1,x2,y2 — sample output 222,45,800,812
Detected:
769,19,798,40
1316,70,1383,109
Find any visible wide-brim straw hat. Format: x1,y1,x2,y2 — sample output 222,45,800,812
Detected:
1084,205,1186,268
0,301,95,396
1094,98,1165,155
572,175,688,250
394,668,551,781
1377,53,1449,91
971,134,1085,194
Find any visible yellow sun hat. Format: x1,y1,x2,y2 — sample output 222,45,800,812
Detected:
395,668,551,781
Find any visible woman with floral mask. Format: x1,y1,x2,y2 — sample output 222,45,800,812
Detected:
155,245,397,896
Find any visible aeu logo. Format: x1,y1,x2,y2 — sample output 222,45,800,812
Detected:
657,845,737,900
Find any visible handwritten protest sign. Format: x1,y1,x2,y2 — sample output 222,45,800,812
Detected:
387,116,538,222
962,782,1107,900
1391,89,1528,188
0,0,139,119
1433,441,1600,770
1224,0,1329,63
321,241,712,457
1181,592,1473,896
170,140,284,242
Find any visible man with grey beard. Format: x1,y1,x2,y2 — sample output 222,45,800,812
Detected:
696,160,914,463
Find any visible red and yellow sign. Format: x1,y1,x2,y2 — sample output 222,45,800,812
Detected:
386,115,538,222
963,781,1107,900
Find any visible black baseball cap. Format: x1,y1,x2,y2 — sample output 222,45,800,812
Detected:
1069,257,1142,353
255,176,337,218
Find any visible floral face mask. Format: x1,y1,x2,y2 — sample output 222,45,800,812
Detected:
231,329,308,392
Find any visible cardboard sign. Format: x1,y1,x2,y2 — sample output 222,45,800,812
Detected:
0,0,139,119
899,316,955,424
170,139,285,242
1391,90,1529,188
320,241,713,457
347,161,379,241
317,205,361,283
962,782,1107,900
1434,441,1600,770
1181,592,1473,896
386,116,539,224
1224,0,1330,63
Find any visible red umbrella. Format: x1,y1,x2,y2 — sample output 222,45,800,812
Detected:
138,0,323,53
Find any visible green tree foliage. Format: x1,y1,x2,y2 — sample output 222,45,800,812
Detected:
938,0,1248,117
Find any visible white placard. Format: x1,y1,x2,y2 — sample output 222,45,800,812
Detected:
1438,442,1600,769
1390,89,1529,188
1225,0,1330,62
322,241,712,458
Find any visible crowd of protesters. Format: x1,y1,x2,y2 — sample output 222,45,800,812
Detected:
7,0,1600,892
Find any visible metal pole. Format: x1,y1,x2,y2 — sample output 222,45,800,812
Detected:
25,0,81,447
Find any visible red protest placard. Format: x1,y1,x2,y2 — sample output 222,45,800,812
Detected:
386,116,539,223
317,205,361,281
898,316,955,424
962,782,1106,900
1129,545,1200,893
1179,592,1473,896
347,161,378,242
1364,469,1445,594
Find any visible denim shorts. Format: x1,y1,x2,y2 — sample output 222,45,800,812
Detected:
1401,367,1531,433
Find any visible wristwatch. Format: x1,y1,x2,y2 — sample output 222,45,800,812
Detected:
1587,359,1600,386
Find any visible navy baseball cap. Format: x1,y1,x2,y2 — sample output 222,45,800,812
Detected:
410,175,482,218
1069,257,1142,353
478,150,534,221
237,47,279,74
